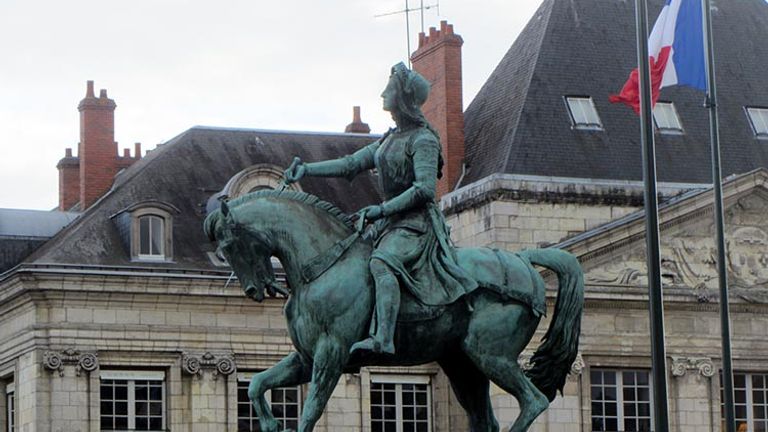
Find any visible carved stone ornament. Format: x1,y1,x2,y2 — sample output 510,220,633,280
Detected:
670,356,715,378
181,352,236,378
570,353,585,375
43,348,99,376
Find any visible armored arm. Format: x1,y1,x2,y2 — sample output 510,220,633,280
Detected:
304,141,379,181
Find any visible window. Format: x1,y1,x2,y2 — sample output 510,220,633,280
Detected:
591,369,652,431
111,202,176,262
370,375,431,432
565,96,603,130
223,164,301,198
6,382,14,432
237,374,301,432
138,215,164,259
653,102,683,133
100,371,165,431
746,107,768,137
721,372,768,431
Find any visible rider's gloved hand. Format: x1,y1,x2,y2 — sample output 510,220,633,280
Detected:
359,205,384,221
284,157,306,184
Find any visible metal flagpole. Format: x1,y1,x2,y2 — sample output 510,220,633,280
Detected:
634,0,671,429
701,0,736,430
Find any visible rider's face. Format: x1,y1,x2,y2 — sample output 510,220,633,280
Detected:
381,77,398,112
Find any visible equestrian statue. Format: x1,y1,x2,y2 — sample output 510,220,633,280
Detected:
204,63,584,432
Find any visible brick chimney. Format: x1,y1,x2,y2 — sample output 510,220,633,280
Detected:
411,21,465,197
57,81,142,210
57,148,80,211
78,80,118,209
344,106,371,134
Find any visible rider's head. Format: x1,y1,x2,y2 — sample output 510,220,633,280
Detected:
383,62,431,127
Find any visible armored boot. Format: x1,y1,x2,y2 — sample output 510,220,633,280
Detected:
350,261,400,355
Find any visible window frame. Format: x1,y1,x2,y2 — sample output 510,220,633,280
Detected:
129,207,173,262
236,373,302,432
223,164,302,198
721,371,768,431
590,368,653,432
746,106,768,139
99,370,166,431
653,101,684,134
6,381,14,432
565,96,604,131
369,374,432,432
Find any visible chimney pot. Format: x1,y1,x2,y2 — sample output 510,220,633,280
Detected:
429,26,438,39
353,106,362,122
135,142,142,159
65,148,73,157
99,89,108,98
86,80,95,98
123,149,130,157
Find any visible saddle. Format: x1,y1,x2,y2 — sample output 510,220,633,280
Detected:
397,247,547,322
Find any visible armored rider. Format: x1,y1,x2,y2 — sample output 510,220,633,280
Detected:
284,62,477,355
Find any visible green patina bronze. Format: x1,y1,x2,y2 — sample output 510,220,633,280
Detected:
203,63,584,432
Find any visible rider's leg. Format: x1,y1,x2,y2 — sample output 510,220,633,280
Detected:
350,257,400,354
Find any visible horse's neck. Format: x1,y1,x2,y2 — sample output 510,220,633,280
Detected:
265,201,352,288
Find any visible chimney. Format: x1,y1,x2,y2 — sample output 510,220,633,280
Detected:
78,80,118,209
344,106,371,134
411,21,465,197
57,147,80,211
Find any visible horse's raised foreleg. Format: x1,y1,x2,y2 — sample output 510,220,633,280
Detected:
438,351,499,432
298,337,347,432
248,352,312,432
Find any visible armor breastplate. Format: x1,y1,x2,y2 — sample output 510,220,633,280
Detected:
375,131,415,200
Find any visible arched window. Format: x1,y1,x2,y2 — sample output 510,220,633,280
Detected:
222,164,301,198
138,214,165,258
112,201,178,262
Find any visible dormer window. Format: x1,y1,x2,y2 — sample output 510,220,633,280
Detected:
653,102,683,134
138,214,165,259
111,201,178,262
222,164,301,198
565,96,603,130
746,107,768,138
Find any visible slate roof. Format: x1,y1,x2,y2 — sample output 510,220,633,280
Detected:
0,209,79,273
24,127,381,269
462,0,768,186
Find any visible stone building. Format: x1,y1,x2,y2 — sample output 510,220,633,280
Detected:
2,0,768,431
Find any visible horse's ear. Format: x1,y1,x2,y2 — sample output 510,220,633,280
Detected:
221,200,230,217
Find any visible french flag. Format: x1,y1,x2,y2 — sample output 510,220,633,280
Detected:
610,0,707,113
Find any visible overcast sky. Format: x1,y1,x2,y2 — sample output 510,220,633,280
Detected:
0,0,543,210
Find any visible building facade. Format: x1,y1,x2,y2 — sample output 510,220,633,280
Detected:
2,0,768,430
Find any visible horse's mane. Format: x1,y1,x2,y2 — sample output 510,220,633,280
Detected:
227,189,355,231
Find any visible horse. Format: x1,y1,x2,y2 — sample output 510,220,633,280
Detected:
203,190,583,432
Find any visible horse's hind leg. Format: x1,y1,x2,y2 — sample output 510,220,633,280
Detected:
463,300,548,432
438,351,499,432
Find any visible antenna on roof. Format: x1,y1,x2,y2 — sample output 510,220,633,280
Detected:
375,0,440,67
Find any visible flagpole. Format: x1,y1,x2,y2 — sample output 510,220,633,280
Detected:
634,0,671,430
701,0,736,430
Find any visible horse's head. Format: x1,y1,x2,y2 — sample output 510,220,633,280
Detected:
204,200,278,302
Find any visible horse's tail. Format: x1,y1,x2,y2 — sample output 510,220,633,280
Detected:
519,248,584,402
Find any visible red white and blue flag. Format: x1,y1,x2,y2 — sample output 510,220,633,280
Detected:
610,0,707,112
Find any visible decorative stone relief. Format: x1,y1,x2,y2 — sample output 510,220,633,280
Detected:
570,353,585,375
181,352,236,379
670,356,715,378
42,348,99,376
586,192,768,293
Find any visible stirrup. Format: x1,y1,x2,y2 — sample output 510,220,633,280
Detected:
350,337,395,355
